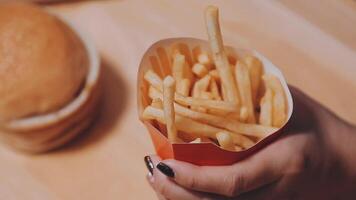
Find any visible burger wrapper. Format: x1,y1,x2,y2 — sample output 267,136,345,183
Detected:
138,38,293,166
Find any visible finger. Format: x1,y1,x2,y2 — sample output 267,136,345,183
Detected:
147,175,168,200
149,155,222,200
157,138,295,197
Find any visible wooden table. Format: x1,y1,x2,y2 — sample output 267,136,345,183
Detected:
1,0,355,199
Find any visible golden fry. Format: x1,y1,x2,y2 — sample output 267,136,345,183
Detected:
243,55,263,107
176,78,191,96
205,6,240,105
151,98,163,109
163,76,178,143
239,106,248,123
192,63,209,78
216,131,235,151
209,69,220,81
198,52,213,69
144,70,163,91
209,79,222,100
192,75,211,97
235,61,256,123
192,75,211,112
263,75,287,127
259,88,273,126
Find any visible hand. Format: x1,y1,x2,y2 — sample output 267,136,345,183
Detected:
144,86,356,200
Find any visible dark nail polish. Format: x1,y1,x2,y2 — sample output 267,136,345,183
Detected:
157,162,175,178
144,156,154,174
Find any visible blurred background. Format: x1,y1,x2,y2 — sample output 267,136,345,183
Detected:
0,0,355,199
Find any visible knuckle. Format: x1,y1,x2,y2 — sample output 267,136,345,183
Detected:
155,182,170,197
289,154,309,173
185,175,199,190
223,172,246,197
158,184,169,197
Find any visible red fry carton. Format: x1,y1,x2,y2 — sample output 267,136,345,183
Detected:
137,38,293,166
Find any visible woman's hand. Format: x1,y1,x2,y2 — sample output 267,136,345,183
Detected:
144,86,356,200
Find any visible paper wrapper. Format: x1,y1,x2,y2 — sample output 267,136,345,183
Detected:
138,38,293,166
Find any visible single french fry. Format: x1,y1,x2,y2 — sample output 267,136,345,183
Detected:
263,75,287,127
151,98,163,109
156,47,171,76
192,63,209,78
192,75,212,112
144,70,163,91
234,145,243,151
216,131,235,151
192,46,202,64
200,91,214,100
148,85,162,100
209,69,220,81
259,88,273,126
244,55,263,107
177,95,239,114
176,78,191,96
142,106,254,148
192,75,211,97
205,6,240,105
210,79,222,100
198,52,214,69
163,76,178,143
172,53,185,80
239,106,248,122
190,138,201,143
235,61,256,123
174,103,276,138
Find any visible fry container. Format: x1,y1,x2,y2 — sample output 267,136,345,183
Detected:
138,38,293,166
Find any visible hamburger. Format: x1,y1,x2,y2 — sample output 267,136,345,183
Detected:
0,3,101,153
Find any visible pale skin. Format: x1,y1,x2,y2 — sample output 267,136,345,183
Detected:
145,86,356,200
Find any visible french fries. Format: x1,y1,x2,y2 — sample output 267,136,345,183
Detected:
146,82,240,115
142,106,254,148
197,52,213,69
163,76,178,142
244,55,263,107
216,131,235,151
173,103,277,138
192,63,209,78
205,6,240,105
210,79,222,100
259,88,273,126
235,61,256,123
141,5,289,152
263,75,287,127
172,53,192,96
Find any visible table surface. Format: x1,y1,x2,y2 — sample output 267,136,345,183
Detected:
1,0,355,199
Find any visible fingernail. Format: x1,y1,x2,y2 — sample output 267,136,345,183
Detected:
144,156,154,174
157,162,175,178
